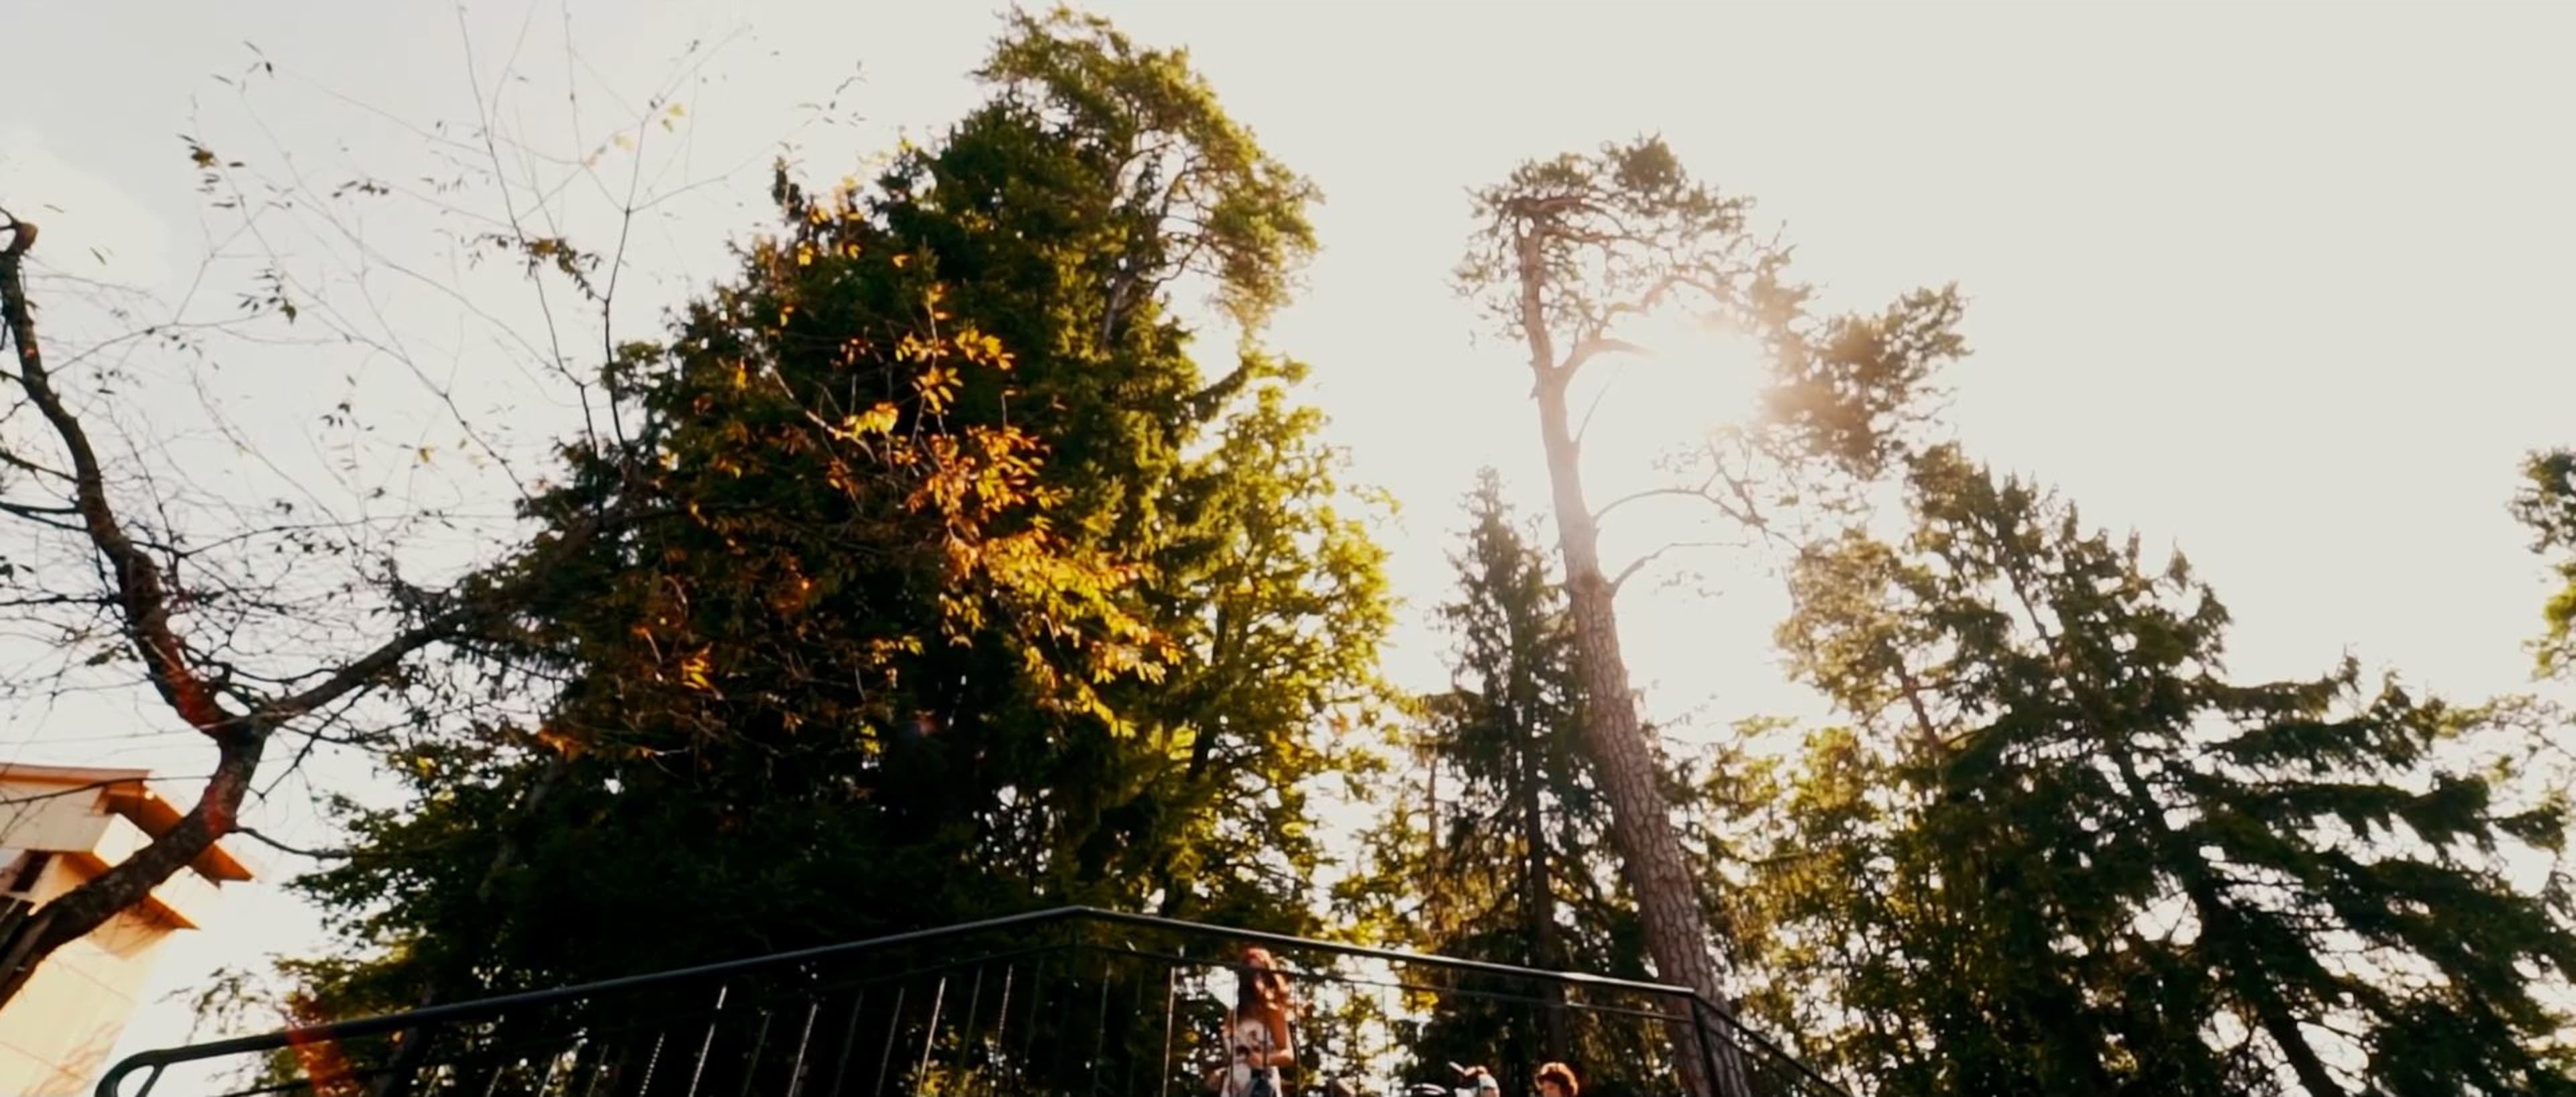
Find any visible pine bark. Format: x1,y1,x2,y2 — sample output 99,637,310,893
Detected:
1513,224,1752,1097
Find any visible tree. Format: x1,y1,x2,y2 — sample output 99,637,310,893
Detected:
2512,448,2576,680
1343,469,1655,1081
0,205,624,1011
1456,137,1968,1096
256,2,1390,1032
0,13,843,1017
1758,445,2576,1096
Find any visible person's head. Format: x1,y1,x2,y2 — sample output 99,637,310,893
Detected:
1534,1063,1578,1097
1446,1065,1498,1097
1236,946,1296,1018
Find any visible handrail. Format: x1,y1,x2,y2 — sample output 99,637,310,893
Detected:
1074,909,1845,1097
1057,929,1847,1097
96,905,1083,1095
96,905,1850,1097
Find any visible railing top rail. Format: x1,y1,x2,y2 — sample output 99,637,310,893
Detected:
1079,908,1699,996
96,905,1847,1097
1026,909,1849,1097
98,904,1079,1092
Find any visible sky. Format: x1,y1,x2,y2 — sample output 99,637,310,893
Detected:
4,0,2575,1088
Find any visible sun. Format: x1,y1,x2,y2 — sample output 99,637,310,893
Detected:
1567,308,1774,489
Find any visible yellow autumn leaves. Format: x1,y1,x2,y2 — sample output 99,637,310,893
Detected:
641,275,1170,732
841,402,901,439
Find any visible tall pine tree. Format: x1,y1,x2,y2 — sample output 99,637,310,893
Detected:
1456,139,1967,1097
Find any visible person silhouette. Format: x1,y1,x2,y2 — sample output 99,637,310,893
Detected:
1208,947,1297,1097
1534,1063,1579,1097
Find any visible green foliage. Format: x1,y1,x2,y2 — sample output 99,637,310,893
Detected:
1340,471,1657,1083
978,4,1318,331
169,21,2576,1097
2513,448,2576,678
251,6,1389,1034
1749,445,2576,1097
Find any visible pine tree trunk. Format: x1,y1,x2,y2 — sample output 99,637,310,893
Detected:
1514,229,1751,1097
1514,727,1571,1063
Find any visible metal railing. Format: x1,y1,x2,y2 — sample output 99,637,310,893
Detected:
97,908,1847,1097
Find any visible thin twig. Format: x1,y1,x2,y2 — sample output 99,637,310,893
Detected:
230,826,351,860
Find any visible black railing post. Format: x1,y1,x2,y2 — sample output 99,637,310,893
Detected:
984,965,1014,1097
824,988,867,1097
916,974,950,1096
1689,995,1724,1097
1158,957,1179,1097
686,982,732,1097
636,1026,672,1096
957,964,987,1094
783,996,821,1097
1020,957,1049,1094
1090,951,1112,1097
874,984,908,1097
733,1004,777,1097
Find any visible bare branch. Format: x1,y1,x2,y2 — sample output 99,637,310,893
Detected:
1593,482,1720,529
1609,539,1745,596
0,774,209,809
0,212,612,1006
0,443,74,483
230,825,351,860
1559,336,1651,376
0,500,87,534
1572,357,1631,448
458,7,584,441
0,594,116,610
3,217,243,740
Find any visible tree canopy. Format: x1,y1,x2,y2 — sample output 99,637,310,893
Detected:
261,7,1392,1024
7,10,2567,1097
1747,446,2576,1096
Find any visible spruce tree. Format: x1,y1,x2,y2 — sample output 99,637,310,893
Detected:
1344,471,1655,1086
1760,445,2576,1096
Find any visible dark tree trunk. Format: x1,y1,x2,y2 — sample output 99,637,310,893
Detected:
0,737,264,1004
0,215,606,1012
1513,711,1571,1063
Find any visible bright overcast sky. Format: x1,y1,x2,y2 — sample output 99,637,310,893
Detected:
5,0,2575,1083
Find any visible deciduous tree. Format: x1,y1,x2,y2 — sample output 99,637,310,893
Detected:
265,6,1391,1034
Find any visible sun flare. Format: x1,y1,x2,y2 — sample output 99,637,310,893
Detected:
1571,309,1772,482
